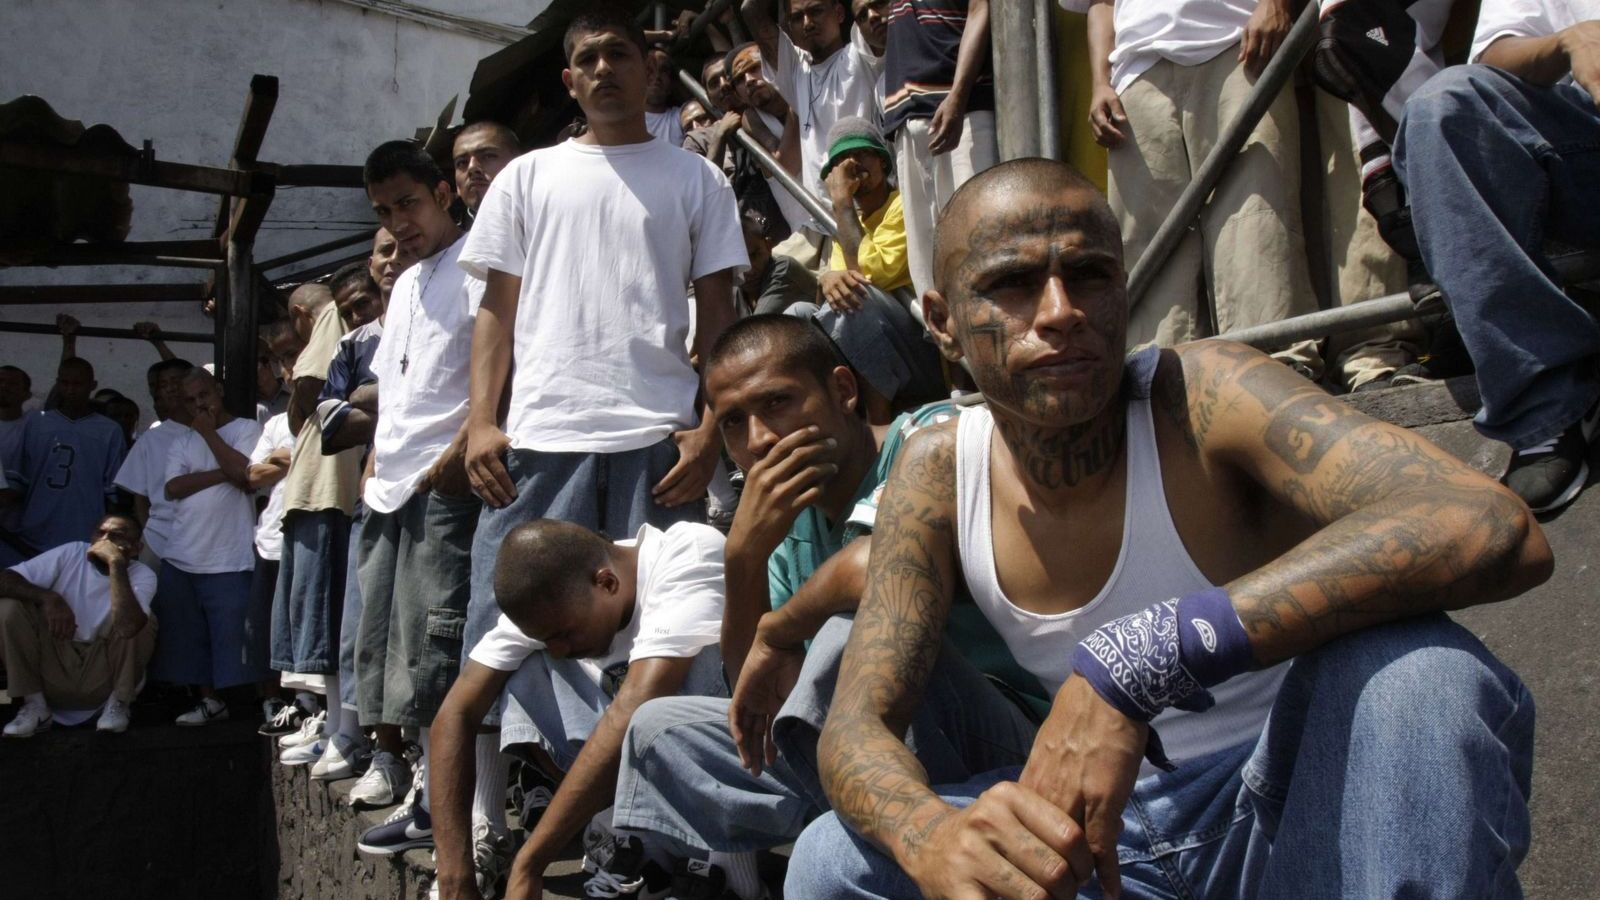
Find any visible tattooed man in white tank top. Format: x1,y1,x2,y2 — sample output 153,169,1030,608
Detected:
798,159,1554,899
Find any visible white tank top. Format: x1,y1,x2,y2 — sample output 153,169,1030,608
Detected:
955,349,1286,768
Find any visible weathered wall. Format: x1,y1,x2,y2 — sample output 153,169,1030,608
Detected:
0,0,515,419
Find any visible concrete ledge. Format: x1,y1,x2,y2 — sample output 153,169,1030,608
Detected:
0,716,272,900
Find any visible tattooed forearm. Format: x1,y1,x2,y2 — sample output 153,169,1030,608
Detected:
818,428,963,863
1232,483,1539,663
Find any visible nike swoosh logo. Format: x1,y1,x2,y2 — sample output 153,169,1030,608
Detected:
405,823,432,839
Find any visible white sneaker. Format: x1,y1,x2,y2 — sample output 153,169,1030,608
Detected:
311,732,370,781
348,749,411,808
280,737,326,766
175,698,229,726
4,701,52,738
278,710,325,749
97,698,131,733
428,821,515,900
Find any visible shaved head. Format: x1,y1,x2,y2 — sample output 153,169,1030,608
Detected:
933,158,1121,300
494,519,612,617
288,282,335,315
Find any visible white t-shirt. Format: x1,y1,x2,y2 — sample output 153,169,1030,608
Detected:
112,419,191,560
162,417,262,574
7,541,157,642
646,107,686,148
771,26,886,198
752,108,819,233
459,137,748,454
365,235,481,514
250,414,294,561
469,522,727,682
1060,0,1255,94
1472,0,1600,64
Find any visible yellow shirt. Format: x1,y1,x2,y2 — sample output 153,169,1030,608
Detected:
829,190,911,293
281,304,364,516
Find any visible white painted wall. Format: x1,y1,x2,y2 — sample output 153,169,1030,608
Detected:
0,0,517,423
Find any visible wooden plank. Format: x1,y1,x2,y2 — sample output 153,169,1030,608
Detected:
0,140,261,196
230,75,279,167
8,240,224,269
0,283,210,305
268,163,365,188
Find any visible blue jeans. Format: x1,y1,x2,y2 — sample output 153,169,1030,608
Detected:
500,645,728,770
788,615,1534,899
337,504,364,710
786,286,947,411
270,509,349,673
1394,65,1600,449
466,439,704,726
612,616,1037,855
150,563,262,690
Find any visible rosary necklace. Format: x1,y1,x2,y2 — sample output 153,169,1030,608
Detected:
399,258,441,375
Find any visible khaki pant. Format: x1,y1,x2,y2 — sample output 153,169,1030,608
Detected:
1110,48,1322,375
895,110,1000,317
1316,91,1421,390
0,597,157,709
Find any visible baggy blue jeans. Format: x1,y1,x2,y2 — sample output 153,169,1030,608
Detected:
787,615,1534,899
1394,64,1600,449
612,615,1037,855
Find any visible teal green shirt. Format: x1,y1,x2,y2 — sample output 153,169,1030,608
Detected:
765,401,1050,717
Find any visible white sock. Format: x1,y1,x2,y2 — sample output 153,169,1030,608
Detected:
338,703,362,742
708,851,763,900
418,726,432,811
22,692,46,711
202,696,224,713
295,691,319,712
472,734,510,834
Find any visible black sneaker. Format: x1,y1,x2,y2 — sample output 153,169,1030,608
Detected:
669,859,753,900
1503,401,1600,513
581,835,672,899
259,699,308,737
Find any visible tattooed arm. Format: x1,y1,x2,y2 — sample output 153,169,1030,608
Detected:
1180,341,1553,662
819,425,1086,897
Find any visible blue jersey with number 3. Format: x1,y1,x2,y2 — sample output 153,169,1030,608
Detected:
13,410,126,553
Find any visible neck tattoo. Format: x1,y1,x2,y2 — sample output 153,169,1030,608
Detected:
997,405,1126,492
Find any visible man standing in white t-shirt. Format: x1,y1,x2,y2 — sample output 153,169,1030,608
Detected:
644,46,686,147
430,518,728,900
0,513,157,736
742,0,885,201
113,358,195,569
351,139,485,857
1073,0,1324,380
151,369,264,726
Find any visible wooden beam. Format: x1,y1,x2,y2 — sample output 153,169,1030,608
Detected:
0,140,263,197
267,164,366,189
259,230,376,270
6,240,225,269
0,321,212,343
231,75,279,167
0,283,211,305
270,250,370,287
221,240,258,417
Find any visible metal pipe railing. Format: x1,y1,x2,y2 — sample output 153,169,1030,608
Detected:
1035,0,1062,161
1125,2,1321,309
0,321,213,344
676,69,839,235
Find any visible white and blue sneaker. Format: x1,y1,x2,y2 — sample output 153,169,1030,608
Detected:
357,801,433,857
278,710,325,749
280,737,325,767
310,731,370,780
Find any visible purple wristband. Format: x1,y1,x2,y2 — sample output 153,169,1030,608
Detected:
1174,587,1256,688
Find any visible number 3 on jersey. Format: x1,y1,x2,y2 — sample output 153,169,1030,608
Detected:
46,442,75,489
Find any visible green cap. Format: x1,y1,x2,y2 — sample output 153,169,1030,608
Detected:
821,116,892,179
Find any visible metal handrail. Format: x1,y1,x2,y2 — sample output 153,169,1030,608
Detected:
1124,2,1321,311
675,69,839,235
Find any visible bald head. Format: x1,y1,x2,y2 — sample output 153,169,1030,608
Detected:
493,519,612,617
933,158,1121,300
288,282,335,315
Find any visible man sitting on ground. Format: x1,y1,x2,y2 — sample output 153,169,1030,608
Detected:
609,315,1038,900
1394,2,1600,512
739,206,819,316
795,159,1550,897
431,517,728,900
0,513,157,736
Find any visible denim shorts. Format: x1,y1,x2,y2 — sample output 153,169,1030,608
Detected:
269,509,349,674
355,489,479,728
